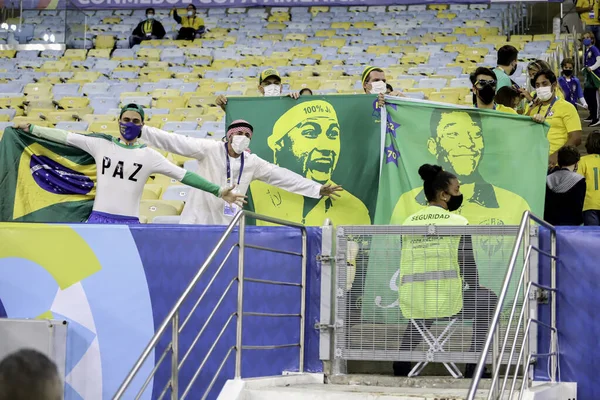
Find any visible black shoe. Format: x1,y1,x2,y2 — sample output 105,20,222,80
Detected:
590,119,600,127
393,361,412,377
464,363,492,379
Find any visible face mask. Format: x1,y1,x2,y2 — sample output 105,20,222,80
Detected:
147,14,154,19
536,86,553,102
231,135,251,154
187,10,194,16
446,193,463,212
369,81,387,94
263,84,281,97
119,122,142,141
509,63,517,76
562,69,573,77
476,85,496,105
584,38,593,46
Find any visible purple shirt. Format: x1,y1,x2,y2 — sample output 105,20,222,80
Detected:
584,45,600,71
558,76,583,106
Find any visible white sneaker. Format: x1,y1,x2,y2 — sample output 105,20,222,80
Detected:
584,117,594,122
590,120,600,127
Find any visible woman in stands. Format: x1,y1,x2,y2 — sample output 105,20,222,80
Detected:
393,164,497,379
16,104,245,224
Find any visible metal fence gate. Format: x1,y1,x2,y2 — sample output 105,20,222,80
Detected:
322,224,539,376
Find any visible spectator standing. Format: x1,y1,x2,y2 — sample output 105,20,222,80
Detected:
171,4,205,40
529,69,583,168
493,45,519,91
578,130,600,225
559,58,587,109
582,31,600,126
361,66,404,107
0,349,62,400
577,0,600,44
495,86,521,112
215,68,300,111
129,8,165,48
545,146,586,226
470,67,516,114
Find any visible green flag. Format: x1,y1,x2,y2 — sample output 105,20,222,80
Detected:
225,95,381,226
361,99,549,322
0,127,105,222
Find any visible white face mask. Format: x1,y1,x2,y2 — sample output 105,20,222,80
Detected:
146,14,154,19
369,81,387,94
187,10,194,16
263,84,281,97
536,86,554,102
231,135,251,154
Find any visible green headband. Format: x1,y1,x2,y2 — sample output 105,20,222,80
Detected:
361,66,380,86
120,104,145,122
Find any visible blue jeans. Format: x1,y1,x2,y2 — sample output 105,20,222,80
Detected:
583,210,600,226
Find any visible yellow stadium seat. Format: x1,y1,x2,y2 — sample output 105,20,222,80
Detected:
323,38,346,48
497,41,524,51
137,48,161,61
511,35,533,43
366,45,391,55
88,49,111,58
13,117,53,127
464,47,489,58
175,72,201,82
404,87,437,97
36,75,68,85
167,153,194,167
45,111,77,124
284,33,307,42
454,27,478,36
478,27,500,37
102,16,121,24
395,79,416,90
441,86,471,97
40,61,68,72
428,91,461,105
147,114,184,128
82,114,116,123
434,36,457,44
0,96,25,110
289,47,313,57
147,174,179,189
62,49,87,61
534,34,555,42
319,80,352,91
88,121,120,136
437,12,457,20
174,108,204,118
24,83,52,96
142,184,163,200
0,50,17,58
465,20,487,28
353,21,375,29
401,53,429,65
140,71,174,82
71,71,103,83
58,97,90,109
315,29,335,38
0,114,9,122
151,89,181,99
152,96,186,110
318,70,344,80
95,35,116,50
184,114,220,124
139,200,184,220
187,96,216,108
395,45,417,54
444,44,468,53
429,4,448,10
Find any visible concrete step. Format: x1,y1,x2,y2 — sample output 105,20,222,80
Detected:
244,383,506,400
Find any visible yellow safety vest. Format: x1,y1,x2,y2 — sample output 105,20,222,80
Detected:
181,16,204,30
399,206,468,319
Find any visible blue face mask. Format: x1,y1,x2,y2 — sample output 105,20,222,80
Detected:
584,38,593,46
119,122,142,141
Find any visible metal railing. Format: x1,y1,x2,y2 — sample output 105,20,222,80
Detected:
467,211,558,400
113,211,308,400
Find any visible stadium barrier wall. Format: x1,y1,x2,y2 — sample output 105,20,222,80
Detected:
0,223,322,400
537,227,599,400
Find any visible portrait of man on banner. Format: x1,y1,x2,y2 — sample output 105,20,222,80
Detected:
391,109,530,228
250,99,371,226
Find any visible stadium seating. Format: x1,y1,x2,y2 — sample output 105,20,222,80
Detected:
0,4,564,222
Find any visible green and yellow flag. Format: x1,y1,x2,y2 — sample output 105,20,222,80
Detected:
0,127,103,222
361,98,550,322
226,95,382,226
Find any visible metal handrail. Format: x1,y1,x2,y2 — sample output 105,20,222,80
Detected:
113,211,308,400
467,211,557,400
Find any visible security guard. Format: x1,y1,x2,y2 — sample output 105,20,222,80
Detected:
393,164,497,379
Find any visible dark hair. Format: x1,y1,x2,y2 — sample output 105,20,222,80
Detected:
299,88,313,96
494,86,521,108
469,66,496,85
497,45,519,66
364,68,384,84
386,83,393,92
0,349,62,400
430,109,482,140
533,68,557,86
418,164,457,202
560,58,574,69
146,7,155,13
586,130,600,155
187,3,196,9
557,146,580,167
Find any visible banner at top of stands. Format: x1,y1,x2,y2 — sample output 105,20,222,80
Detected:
15,0,499,11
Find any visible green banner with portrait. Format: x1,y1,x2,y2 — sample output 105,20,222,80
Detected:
361,98,550,322
225,95,382,226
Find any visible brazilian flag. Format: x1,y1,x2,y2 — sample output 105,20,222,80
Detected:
583,68,600,89
0,127,104,222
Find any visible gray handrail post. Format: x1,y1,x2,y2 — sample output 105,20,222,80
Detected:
234,214,246,379
171,312,179,400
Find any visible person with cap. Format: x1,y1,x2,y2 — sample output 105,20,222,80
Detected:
14,104,245,224
171,4,205,40
361,66,404,106
215,68,300,111
139,119,343,225
129,8,166,48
